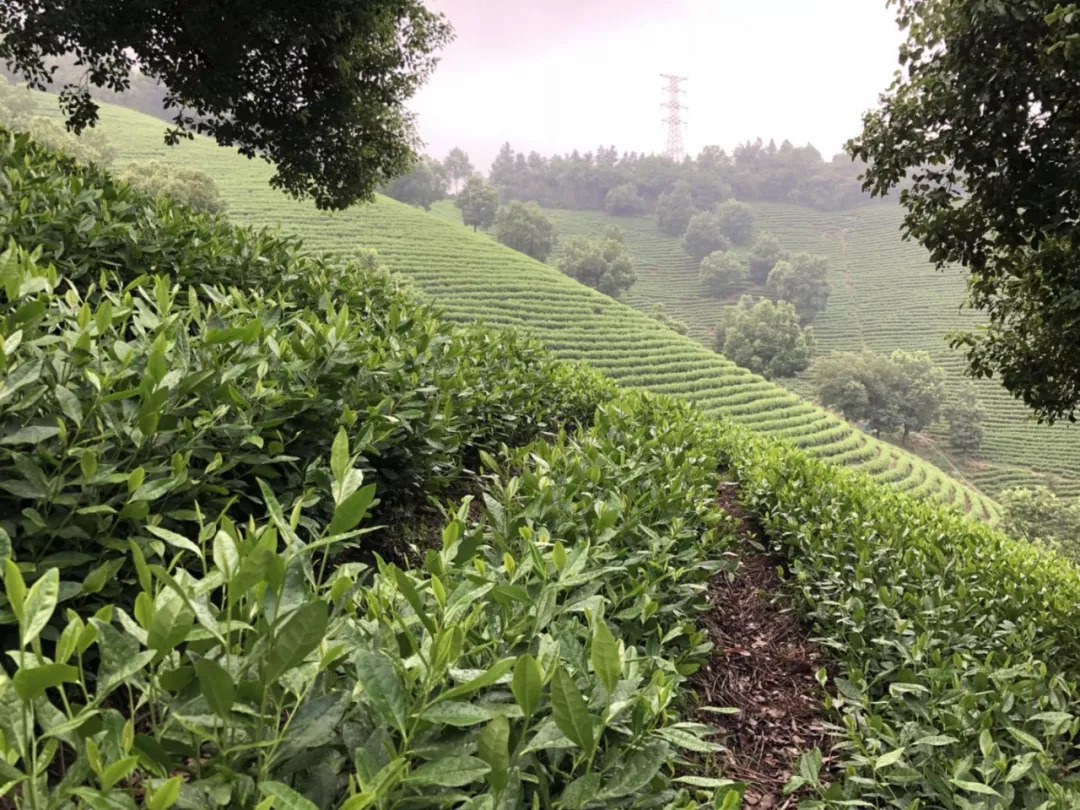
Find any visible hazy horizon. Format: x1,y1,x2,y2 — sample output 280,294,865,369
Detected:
411,0,903,172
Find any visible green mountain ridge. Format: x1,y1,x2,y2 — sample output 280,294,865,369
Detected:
48,92,996,520
527,203,1080,500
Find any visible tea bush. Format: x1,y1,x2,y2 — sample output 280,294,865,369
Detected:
720,426,1080,807
1,394,743,809
5,120,1080,809
0,128,745,808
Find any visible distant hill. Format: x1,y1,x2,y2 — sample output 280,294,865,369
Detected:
34,93,997,520
526,203,1080,499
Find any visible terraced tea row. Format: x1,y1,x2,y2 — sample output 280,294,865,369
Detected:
68,97,997,520
534,202,1080,498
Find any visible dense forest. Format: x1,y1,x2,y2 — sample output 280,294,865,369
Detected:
486,139,874,212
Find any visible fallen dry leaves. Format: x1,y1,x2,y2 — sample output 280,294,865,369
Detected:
691,482,832,808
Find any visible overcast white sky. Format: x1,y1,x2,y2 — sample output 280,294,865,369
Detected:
411,0,903,171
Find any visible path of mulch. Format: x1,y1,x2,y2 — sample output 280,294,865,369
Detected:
692,482,831,808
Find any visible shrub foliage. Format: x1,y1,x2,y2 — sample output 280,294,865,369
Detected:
2,125,1080,810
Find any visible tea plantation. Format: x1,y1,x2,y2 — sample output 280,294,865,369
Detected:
58,96,999,522
3,106,1080,808
535,205,1080,500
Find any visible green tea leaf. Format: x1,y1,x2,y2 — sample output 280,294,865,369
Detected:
437,657,515,702
0,424,59,445
55,385,83,426
391,566,437,636
833,678,863,702
1005,726,1045,753
875,747,905,769
21,567,59,646
146,594,194,655
100,756,138,791
12,662,79,700
600,740,667,797
1030,711,1073,725
3,558,26,624
280,691,349,752
212,530,240,580
477,715,510,791
147,775,183,810
265,600,328,681
331,426,350,486
1004,754,1036,784
655,726,723,752
674,776,738,788
950,779,1002,798
329,483,376,536
420,701,494,727
590,619,621,696
259,780,319,810
196,658,235,718
354,650,406,732
914,735,958,747
406,756,490,788
550,666,594,753
145,525,201,556
512,653,542,717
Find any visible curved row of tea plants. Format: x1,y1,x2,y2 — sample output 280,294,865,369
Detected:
0,130,742,808
20,93,996,521
538,202,1080,500
720,424,1080,807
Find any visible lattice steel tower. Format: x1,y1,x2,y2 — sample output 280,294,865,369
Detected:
660,74,687,162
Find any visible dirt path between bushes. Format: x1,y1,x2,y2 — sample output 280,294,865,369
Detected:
692,482,833,808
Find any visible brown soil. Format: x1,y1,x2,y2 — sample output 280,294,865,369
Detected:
693,482,831,808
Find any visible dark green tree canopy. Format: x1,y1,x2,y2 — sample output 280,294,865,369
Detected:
849,0,1080,422
558,226,637,298
748,231,783,283
813,349,946,442
716,200,755,245
715,296,814,380
767,253,830,323
0,0,452,209
382,155,446,211
681,210,730,262
699,250,746,298
944,381,985,459
443,147,473,194
455,175,499,231
656,180,697,236
495,200,556,262
605,182,647,216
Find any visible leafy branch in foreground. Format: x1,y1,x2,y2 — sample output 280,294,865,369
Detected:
0,0,453,209
849,0,1080,422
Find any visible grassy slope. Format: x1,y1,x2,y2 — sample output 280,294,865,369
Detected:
529,203,1080,500
58,95,996,520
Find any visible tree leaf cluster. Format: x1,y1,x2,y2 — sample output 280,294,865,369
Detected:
714,296,814,380
455,175,500,232
849,0,1080,422
812,349,947,443
118,160,227,214
766,253,830,324
0,0,453,209
558,227,637,299
495,201,557,262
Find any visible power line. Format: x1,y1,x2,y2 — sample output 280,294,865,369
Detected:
660,74,687,162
